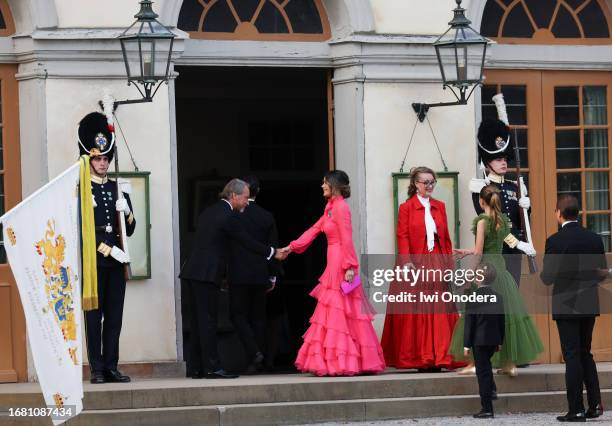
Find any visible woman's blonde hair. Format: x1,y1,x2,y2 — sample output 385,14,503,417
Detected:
407,166,436,198
479,185,503,230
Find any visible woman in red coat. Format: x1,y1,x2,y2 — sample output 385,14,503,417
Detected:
381,166,465,371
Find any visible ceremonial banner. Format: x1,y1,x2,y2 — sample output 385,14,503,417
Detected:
1,162,83,425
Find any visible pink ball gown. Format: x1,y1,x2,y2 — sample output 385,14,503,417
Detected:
289,196,385,376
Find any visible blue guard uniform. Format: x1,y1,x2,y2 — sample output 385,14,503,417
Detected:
79,111,136,384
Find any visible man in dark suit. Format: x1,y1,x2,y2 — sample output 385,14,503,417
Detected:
180,178,286,379
228,176,281,373
541,194,606,422
464,263,505,419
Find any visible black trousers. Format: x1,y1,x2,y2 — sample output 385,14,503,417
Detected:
189,280,222,373
556,317,601,414
502,245,522,287
84,267,127,373
473,345,497,413
229,284,267,359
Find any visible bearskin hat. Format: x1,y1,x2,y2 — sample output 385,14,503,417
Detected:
78,112,115,161
477,118,513,164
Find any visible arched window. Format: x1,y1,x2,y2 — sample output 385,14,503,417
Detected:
0,0,15,36
481,0,611,44
178,0,330,41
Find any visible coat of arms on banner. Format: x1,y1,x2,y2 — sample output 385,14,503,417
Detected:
36,219,79,365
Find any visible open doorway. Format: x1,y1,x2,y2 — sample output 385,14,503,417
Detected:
175,66,332,372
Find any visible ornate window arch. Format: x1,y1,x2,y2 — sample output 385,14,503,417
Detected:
178,0,331,41
480,0,611,44
0,1,15,36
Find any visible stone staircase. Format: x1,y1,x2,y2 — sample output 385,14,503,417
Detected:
1,363,612,425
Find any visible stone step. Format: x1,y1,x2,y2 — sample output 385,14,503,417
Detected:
2,389,611,426
2,365,612,411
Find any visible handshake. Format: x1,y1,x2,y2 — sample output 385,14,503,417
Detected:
274,246,292,261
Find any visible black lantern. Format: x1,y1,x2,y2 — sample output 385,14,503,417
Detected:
413,0,489,122
117,0,175,106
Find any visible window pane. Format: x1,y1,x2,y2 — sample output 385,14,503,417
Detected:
255,1,289,33
502,85,527,125
285,0,324,34
524,0,556,29
502,3,535,37
177,0,205,31
507,128,528,168
480,1,504,37
203,1,238,32
555,87,580,126
587,214,611,252
556,130,581,169
233,0,261,22
586,171,609,210
551,5,581,38
583,86,607,125
578,0,610,38
585,129,609,168
557,172,582,205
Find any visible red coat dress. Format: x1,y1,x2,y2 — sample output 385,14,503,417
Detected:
380,195,465,369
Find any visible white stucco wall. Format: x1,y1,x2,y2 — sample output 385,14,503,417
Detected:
44,79,178,363
363,82,478,255
371,0,478,35
54,0,147,28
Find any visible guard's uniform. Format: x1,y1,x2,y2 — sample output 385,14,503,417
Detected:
78,111,136,382
472,118,530,287
85,174,135,374
471,173,527,286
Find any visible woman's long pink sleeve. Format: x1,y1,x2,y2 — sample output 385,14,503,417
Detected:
334,201,359,271
289,216,324,254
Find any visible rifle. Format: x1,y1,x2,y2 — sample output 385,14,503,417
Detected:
513,128,538,274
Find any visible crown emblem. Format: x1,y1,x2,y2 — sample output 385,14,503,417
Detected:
94,133,108,151
495,137,506,149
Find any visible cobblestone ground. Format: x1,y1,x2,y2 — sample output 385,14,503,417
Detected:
304,412,612,425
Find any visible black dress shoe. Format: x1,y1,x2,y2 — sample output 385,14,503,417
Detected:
90,372,105,384
103,370,131,383
586,404,603,419
556,412,586,422
473,410,494,419
205,369,239,379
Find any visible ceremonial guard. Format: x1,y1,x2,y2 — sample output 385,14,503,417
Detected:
470,113,536,287
79,111,136,384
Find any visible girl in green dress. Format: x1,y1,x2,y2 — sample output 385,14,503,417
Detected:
451,185,543,376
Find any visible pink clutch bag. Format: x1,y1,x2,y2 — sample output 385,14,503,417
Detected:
340,275,361,295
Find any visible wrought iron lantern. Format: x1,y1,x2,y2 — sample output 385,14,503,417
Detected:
413,0,490,122
117,0,175,106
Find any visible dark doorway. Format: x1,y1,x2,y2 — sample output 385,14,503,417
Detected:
175,66,331,373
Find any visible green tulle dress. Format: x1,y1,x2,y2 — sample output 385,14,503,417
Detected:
450,214,544,367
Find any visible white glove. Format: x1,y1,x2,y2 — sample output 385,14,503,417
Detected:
518,196,530,209
115,198,131,215
516,241,536,257
110,245,130,263
92,194,97,207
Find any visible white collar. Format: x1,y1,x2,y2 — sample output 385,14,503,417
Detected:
561,220,578,228
488,172,505,184
91,174,109,184
248,198,255,202
222,199,233,211
417,194,430,206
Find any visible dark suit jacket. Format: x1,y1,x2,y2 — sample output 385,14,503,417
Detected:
540,222,607,320
228,200,281,286
464,286,505,348
179,200,273,285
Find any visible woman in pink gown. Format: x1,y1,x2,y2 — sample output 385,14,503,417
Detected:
281,171,385,376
